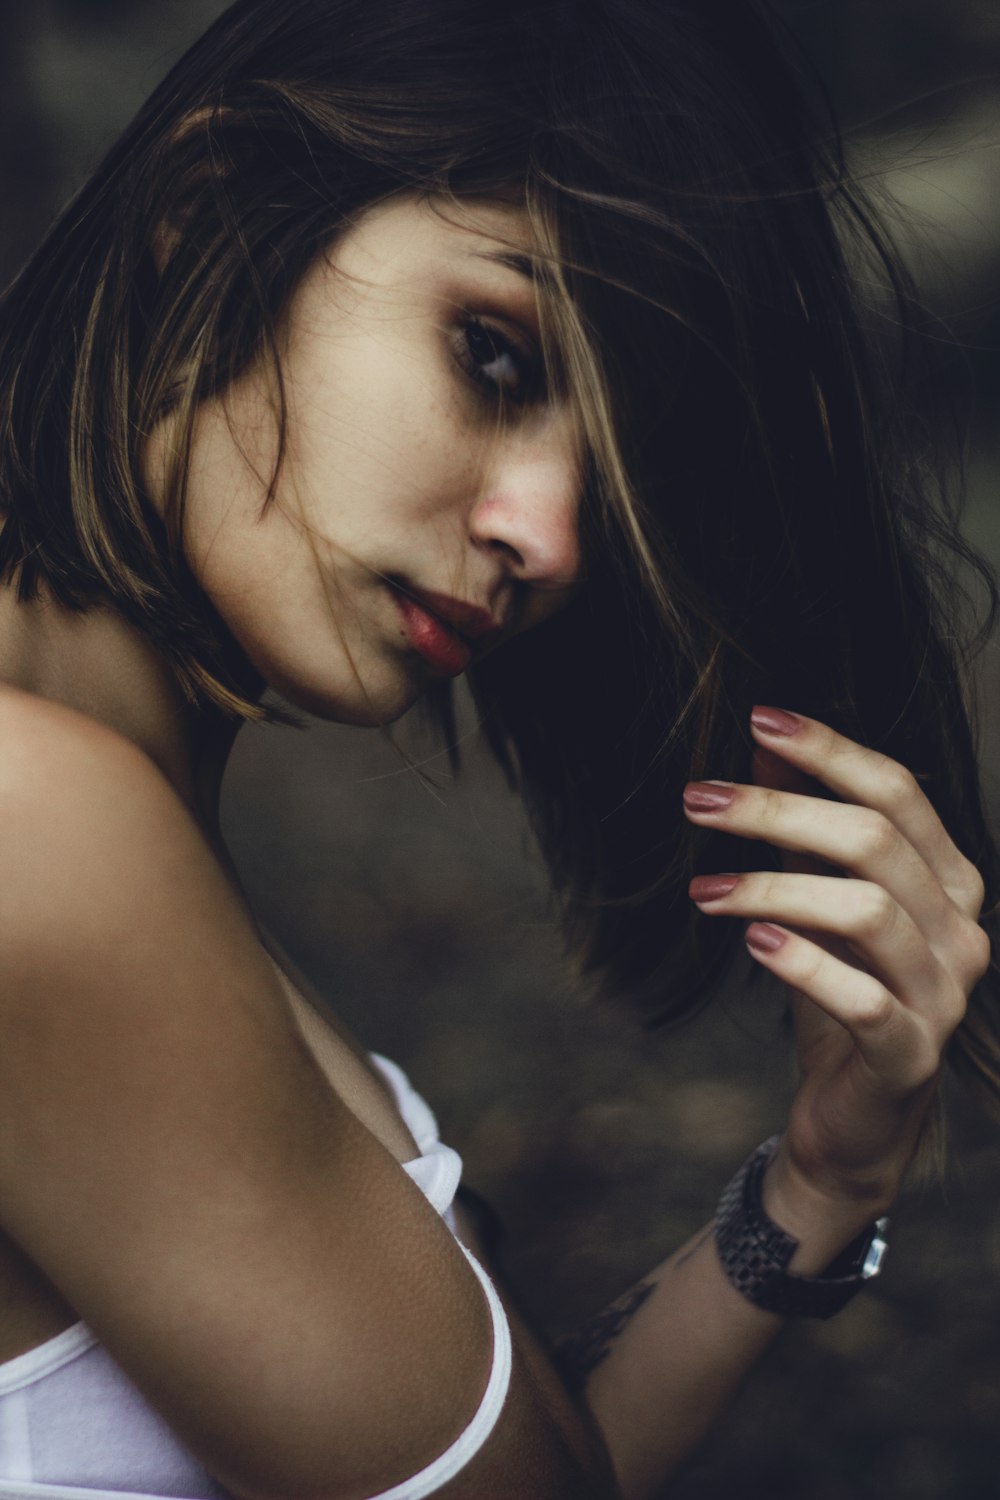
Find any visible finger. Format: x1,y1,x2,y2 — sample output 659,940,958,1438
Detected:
689,871,961,1012
751,743,817,799
683,780,972,953
743,922,947,1089
749,707,986,919
751,744,831,878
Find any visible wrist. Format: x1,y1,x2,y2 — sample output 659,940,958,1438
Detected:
714,1136,890,1317
761,1138,894,1274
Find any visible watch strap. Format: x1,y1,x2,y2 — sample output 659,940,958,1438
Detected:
714,1136,889,1319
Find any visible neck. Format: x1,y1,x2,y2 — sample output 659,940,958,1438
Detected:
0,581,246,839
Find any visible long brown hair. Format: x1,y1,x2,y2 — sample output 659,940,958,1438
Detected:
0,0,997,1103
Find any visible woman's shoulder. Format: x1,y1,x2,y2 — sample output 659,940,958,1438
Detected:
0,682,175,803
0,693,506,1500
0,685,211,949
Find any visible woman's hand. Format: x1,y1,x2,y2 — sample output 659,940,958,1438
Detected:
684,706,992,1239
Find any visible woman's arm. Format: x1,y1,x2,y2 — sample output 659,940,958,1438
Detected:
0,693,615,1500
548,707,989,1499
0,692,984,1500
552,1186,877,1500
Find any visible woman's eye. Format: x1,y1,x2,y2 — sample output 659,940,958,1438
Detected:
457,318,542,405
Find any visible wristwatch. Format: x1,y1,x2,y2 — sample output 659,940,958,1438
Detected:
714,1135,890,1319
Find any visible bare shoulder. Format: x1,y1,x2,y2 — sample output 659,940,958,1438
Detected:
0,682,180,819
0,690,499,1499
0,690,602,1500
0,686,225,957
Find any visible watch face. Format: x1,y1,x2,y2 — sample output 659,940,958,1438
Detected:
860,1220,890,1280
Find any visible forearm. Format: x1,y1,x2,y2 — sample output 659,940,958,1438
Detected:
560,1147,886,1500
561,1221,781,1499
502,707,980,1500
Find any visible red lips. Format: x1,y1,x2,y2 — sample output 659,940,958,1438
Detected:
394,593,471,675
390,580,504,677
404,588,503,644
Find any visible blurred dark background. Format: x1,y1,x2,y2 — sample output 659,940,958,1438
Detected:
3,3,1000,1496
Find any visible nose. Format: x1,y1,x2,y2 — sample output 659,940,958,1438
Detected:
467,416,583,589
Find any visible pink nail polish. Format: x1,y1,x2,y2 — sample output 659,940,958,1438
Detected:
684,782,735,813
751,706,802,737
746,923,787,954
689,874,740,902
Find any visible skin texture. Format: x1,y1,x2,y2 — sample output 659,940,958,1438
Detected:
148,195,584,726
688,712,988,1233
0,195,990,1500
572,712,989,1500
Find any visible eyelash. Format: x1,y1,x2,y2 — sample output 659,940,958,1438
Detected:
455,317,544,406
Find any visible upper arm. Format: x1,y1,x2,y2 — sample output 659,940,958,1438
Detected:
0,698,616,1500
0,700,506,1498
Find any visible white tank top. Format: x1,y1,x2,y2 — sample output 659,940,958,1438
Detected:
0,1055,512,1500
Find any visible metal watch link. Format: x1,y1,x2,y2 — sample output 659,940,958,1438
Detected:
714,1135,890,1319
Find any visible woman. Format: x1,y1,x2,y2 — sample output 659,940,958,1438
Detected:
0,1,996,1497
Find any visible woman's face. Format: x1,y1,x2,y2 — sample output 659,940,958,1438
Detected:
151,196,584,723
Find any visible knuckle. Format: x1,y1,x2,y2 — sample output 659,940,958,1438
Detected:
942,978,969,1034
853,809,897,864
737,870,764,902
752,870,783,907
852,882,898,940
907,1032,944,1088
923,964,969,1041
973,922,994,979
852,981,896,1032
799,949,826,989
875,756,919,815
953,860,986,918
757,785,785,824
958,919,993,987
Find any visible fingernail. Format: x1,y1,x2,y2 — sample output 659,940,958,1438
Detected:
689,874,740,903
683,782,735,813
746,922,787,954
751,706,802,737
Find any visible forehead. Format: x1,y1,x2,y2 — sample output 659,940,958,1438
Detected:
328,195,540,292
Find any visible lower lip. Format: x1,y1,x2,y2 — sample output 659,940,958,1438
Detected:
393,592,472,676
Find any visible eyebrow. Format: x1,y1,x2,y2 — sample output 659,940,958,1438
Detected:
469,249,555,292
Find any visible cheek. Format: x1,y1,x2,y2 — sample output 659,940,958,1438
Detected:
284,324,483,533
289,323,413,459
162,385,338,664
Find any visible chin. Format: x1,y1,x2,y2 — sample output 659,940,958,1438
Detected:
261,659,428,727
